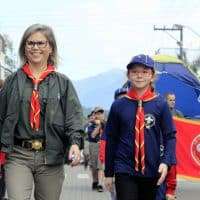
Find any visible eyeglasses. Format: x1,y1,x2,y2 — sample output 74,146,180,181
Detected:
26,40,48,49
131,70,152,77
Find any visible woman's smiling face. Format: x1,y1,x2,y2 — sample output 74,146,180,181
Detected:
25,31,52,67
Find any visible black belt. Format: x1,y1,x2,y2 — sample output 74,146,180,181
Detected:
14,138,45,151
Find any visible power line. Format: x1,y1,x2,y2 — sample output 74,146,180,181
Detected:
153,25,184,60
183,25,200,38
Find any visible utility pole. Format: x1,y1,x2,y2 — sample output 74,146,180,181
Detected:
154,25,184,60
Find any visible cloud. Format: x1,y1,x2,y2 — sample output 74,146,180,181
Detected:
1,0,200,80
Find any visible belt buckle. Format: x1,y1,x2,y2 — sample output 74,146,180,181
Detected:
31,140,43,150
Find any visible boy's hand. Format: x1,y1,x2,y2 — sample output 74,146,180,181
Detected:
157,163,168,185
104,177,114,192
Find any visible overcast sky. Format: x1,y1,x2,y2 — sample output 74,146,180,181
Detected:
0,0,200,80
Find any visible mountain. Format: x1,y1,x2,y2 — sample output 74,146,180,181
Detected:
73,68,126,110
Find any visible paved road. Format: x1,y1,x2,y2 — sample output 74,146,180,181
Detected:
176,179,200,200
60,165,200,200
60,165,110,200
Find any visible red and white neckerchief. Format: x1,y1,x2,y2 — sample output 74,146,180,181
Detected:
22,63,55,131
126,87,157,174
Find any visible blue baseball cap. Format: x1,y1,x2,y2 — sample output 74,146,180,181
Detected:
126,54,154,70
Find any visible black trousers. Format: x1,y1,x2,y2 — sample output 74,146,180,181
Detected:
115,173,158,200
0,165,6,199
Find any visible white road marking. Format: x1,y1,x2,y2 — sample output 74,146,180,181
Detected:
77,173,90,179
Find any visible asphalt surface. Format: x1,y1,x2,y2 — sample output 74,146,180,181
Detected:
60,165,109,200
60,165,200,200
176,179,200,200
14,164,199,199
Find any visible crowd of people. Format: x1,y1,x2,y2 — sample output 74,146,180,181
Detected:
0,23,183,200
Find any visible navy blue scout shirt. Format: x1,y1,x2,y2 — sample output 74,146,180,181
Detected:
105,95,176,178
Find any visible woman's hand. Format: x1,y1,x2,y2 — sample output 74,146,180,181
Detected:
68,144,81,166
157,163,168,185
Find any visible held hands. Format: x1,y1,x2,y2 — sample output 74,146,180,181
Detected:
68,144,81,167
157,163,168,185
104,177,114,192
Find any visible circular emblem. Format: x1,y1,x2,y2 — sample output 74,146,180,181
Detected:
144,114,155,129
191,134,200,166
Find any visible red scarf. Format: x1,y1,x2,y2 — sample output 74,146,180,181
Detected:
126,87,157,174
22,63,55,131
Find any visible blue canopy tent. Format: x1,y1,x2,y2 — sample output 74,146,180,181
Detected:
153,55,200,119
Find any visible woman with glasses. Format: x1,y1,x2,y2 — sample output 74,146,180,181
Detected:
0,24,83,200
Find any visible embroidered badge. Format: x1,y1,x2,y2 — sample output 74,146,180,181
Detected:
144,114,155,129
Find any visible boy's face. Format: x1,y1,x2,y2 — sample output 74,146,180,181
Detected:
127,65,154,90
167,94,176,109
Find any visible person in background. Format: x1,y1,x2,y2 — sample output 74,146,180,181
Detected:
104,54,176,200
165,92,179,199
165,92,184,117
84,111,95,135
83,112,95,169
0,24,83,200
86,107,105,192
156,93,180,200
